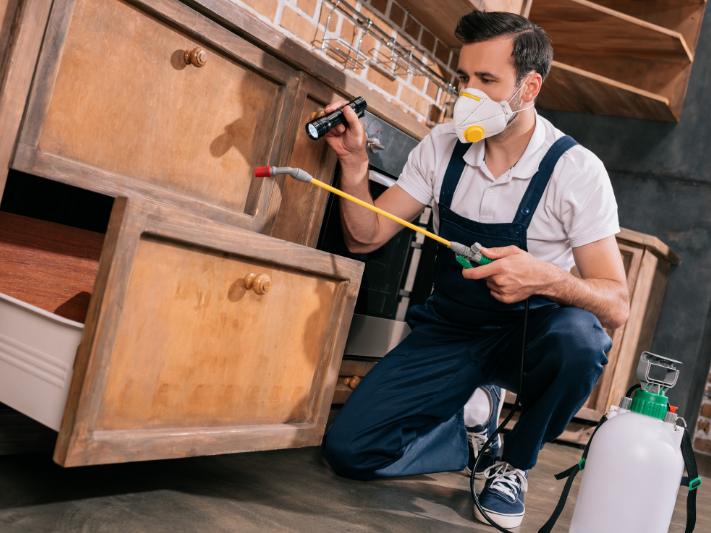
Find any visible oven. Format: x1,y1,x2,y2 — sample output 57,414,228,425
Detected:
317,111,436,358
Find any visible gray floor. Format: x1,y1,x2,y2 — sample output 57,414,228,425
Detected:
0,442,709,532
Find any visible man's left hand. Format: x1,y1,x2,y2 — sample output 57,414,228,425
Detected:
462,246,557,304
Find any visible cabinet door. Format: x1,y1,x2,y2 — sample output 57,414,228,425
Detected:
576,241,644,421
265,75,341,247
14,0,300,233
55,197,362,467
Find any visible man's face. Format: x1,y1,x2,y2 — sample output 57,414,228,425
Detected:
456,37,519,103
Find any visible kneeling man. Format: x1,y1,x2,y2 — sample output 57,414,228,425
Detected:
322,11,629,529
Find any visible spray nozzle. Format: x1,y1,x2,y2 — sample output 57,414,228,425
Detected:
254,167,313,183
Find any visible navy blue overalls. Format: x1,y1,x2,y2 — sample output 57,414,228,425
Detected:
323,136,612,480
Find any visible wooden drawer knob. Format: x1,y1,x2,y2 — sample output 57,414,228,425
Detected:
308,110,326,121
184,47,208,67
344,375,361,390
244,273,271,295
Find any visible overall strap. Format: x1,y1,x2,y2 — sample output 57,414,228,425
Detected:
438,140,471,209
512,135,578,228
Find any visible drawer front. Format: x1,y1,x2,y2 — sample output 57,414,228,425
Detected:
56,197,362,466
15,0,301,232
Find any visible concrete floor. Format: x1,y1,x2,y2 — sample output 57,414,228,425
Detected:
0,442,709,532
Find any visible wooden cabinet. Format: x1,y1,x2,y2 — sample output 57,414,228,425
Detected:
10,0,342,238
574,228,680,423
0,198,362,466
0,0,435,466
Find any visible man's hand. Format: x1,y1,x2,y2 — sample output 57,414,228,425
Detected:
322,99,368,175
462,246,555,304
462,237,630,330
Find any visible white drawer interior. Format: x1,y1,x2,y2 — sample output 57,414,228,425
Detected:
0,292,83,431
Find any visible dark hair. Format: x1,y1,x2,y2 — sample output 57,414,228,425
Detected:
455,12,553,84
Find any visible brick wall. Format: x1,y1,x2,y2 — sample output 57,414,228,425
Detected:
233,0,461,127
693,372,711,454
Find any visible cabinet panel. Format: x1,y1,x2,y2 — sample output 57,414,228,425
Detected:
267,76,339,247
55,197,363,467
14,0,300,232
96,235,339,430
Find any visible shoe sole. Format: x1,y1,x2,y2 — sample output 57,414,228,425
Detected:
473,505,524,529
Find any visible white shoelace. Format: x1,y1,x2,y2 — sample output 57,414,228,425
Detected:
467,428,489,458
483,461,528,502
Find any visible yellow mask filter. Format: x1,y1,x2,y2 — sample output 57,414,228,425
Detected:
464,125,486,143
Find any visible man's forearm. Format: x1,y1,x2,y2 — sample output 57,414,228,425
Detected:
542,269,629,330
338,162,380,252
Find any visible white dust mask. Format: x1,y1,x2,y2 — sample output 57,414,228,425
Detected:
452,81,534,143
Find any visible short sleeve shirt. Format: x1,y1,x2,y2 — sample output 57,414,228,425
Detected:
395,113,620,271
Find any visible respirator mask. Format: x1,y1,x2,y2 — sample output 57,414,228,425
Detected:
452,81,534,143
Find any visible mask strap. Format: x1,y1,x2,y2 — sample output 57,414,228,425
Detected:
507,77,534,115
511,102,535,115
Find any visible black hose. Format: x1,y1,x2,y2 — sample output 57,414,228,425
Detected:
625,384,641,398
471,298,529,532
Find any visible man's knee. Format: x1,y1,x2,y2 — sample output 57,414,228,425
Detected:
545,308,611,377
322,423,363,478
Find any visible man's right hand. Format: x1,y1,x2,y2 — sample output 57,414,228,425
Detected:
321,99,369,177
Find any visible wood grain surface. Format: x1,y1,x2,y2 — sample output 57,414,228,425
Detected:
54,197,363,467
591,0,707,52
38,0,282,215
539,61,677,122
14,0,302,233
0,212,104,323
268,76,339,247
0,0,52,204
531,0,692,61
96,235,339,430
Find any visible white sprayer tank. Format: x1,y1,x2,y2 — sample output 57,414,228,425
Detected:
570,408,684,532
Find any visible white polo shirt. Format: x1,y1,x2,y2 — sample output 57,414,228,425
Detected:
396,113,619,271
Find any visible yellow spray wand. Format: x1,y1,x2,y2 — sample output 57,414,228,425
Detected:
254,166,493,268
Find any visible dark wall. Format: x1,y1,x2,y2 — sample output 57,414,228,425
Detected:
539,9,711,430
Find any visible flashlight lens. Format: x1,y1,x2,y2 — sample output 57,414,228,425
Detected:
307,124,319,139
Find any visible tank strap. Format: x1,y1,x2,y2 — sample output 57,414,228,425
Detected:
680,429,700,533
538,414,608,533
539,417,701,533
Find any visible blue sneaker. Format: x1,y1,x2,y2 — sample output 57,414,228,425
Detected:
465,385,502,478
473,461,528,529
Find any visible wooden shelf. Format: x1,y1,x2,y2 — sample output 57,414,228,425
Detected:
590,0,707,51
530,0,692,62
539,61,678,122
528,0,706,121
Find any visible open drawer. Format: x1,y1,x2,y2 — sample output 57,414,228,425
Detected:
0,197,362,467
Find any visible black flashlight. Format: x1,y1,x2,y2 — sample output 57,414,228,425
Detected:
305,97,367,140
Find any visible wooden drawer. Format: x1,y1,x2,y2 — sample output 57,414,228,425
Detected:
13,0,304,233
0,198,362,466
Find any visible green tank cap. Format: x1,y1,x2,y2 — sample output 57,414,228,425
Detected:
630,389,668,420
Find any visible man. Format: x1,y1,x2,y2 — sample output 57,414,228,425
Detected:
321,11,629,529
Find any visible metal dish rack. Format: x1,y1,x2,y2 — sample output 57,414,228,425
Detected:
313,0,457,104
